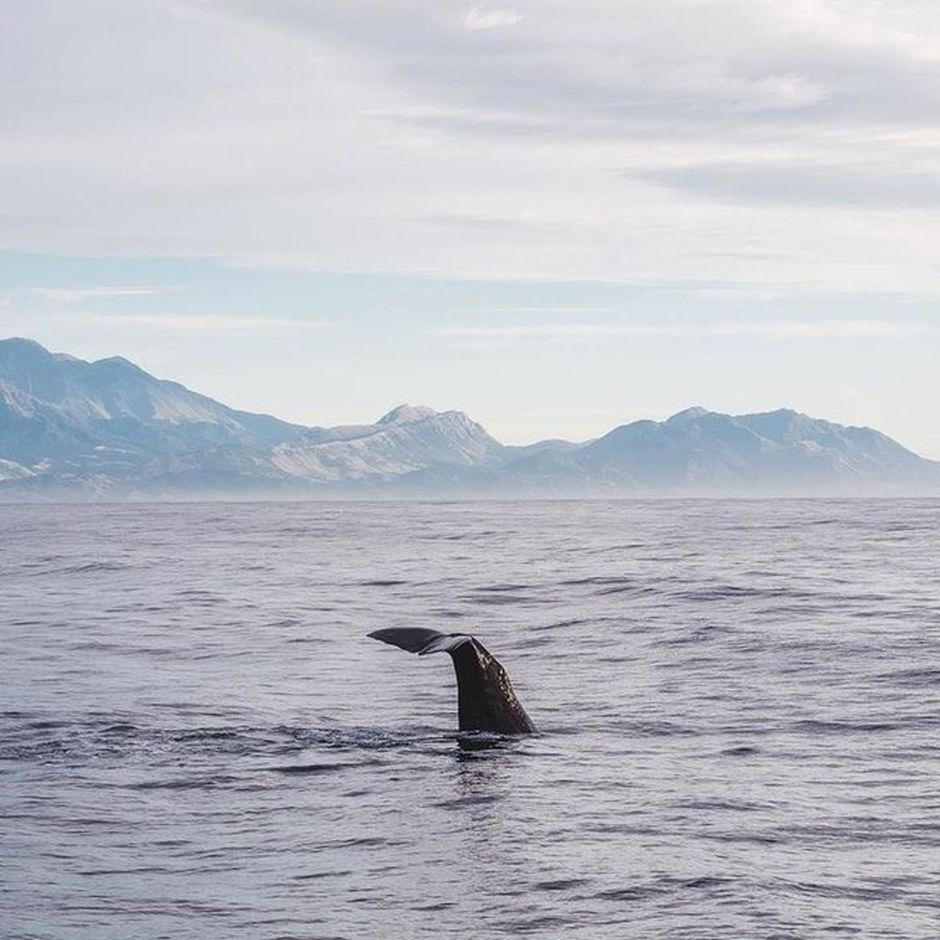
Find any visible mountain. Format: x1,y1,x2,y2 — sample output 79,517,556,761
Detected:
0,338,302,455
569,406,937,495
270,406,504,483
0,338,307,493
0,339,507,496
0,338,937,498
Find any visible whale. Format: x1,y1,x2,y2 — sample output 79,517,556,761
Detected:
368,627,536,734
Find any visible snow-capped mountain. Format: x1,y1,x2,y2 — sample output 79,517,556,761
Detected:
0,337,304,466
0,338,937,497
571,406,937,494
270,406,504,483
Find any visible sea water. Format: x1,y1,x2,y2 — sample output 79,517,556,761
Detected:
2,499,939,938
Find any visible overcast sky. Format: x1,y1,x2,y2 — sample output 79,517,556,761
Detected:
2,0,939,455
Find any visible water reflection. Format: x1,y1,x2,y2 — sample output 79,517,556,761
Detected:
455,732,516,755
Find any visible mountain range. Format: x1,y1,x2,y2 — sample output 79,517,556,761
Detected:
1,337,937,498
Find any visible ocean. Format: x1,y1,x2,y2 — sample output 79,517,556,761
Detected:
2,499,939,938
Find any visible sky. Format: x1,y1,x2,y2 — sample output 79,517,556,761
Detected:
1,0,938,456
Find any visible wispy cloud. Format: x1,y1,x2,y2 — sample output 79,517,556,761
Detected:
433,320,930,340
462,7,522,31
631,162,940,210
468,305,614,314
34,286,174,304
690,286,782,302
78,314,333,336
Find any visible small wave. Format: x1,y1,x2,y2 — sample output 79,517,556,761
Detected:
474,582,532,593
58,561,132,574
100,722,138,734
0,719,459,767
174,728,240,740
584,542,645,555
466,593,534,606
269,761,373,775
29,718,69,730
596,884,668,902
674,584,820,603
561,575,633,587
613,719,697,737
325,835,405,850
598,583,660,596
784,878,898,902
126,774,244,790
792,719,898,734
659,625,732,646
285,725,453,751
432,793,502,809
703,831,782,845
499,914,572,933
875,667,940,687
531,617,590,631
675,798,762,812
533,877,592,892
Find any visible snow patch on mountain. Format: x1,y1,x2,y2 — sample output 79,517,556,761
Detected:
376,404,438,427
272,409,503,481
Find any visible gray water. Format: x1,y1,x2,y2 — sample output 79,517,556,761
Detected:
2,500,940,939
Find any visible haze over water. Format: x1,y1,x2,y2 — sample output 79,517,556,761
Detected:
2,499,940,938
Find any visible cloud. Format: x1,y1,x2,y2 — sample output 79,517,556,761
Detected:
76,313,333,336
462,7,522,30
632,162,940,209
33,286,174,303
255,1,940,135
432,320,930,340
468,305,614,314
3,1,940,292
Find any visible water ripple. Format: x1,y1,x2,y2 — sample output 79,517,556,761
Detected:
1,498,939,938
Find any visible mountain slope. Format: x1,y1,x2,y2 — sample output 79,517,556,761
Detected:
735,408,932,482
0,338,936,497
0,340,512,493
271,406,505,483
569,407,938,494
0,338,305,464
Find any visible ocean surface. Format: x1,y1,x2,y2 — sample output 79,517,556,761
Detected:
2,499,940,939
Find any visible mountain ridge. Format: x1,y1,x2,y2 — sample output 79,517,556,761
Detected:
0,338,936,498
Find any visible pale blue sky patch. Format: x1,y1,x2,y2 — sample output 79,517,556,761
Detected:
1,252,937,456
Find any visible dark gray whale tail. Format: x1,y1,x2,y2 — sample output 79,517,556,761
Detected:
368,627,536,734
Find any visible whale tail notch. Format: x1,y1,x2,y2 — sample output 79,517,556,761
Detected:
368,627,536,735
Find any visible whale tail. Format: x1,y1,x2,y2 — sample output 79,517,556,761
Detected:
368,627,471,656
368,627,536,735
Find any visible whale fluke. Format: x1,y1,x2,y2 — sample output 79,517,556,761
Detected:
368,627,536,734
367,627,469,656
